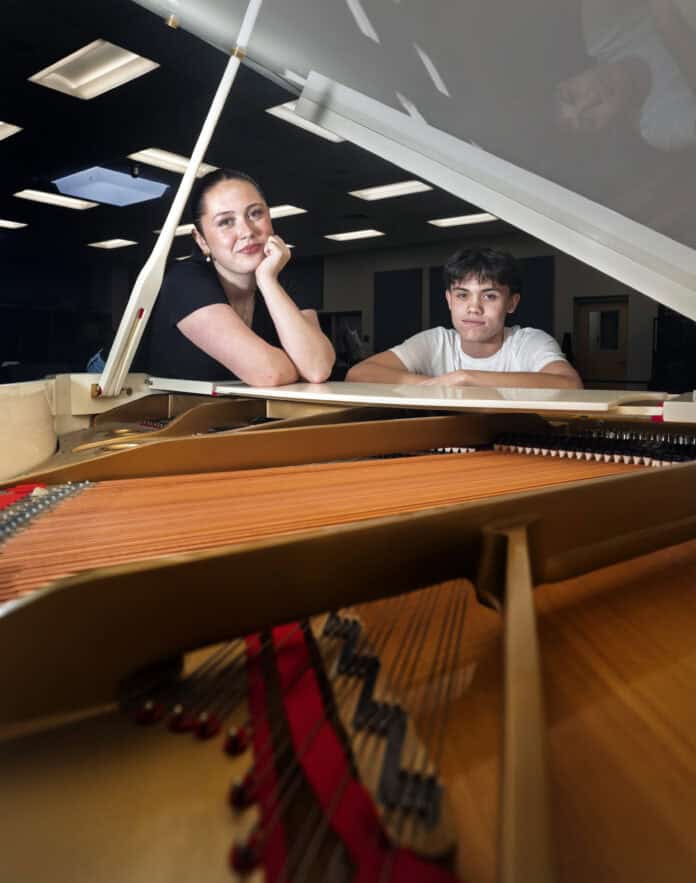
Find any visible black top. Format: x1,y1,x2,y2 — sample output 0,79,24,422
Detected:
144,260,280,381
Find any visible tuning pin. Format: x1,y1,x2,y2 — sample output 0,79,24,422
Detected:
224,724,251,756
168,704,197,733
229,771,257,810
196,711,222,740
134,699,166,725
230,827,262,872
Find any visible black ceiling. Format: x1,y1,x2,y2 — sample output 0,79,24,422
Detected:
1,0,511,268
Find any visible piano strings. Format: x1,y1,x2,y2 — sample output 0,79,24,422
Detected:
5,448,696,881
0,450,638,603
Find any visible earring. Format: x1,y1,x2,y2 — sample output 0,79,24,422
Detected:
205,253,211,263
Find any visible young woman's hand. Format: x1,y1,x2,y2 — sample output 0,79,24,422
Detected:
255,235,291,287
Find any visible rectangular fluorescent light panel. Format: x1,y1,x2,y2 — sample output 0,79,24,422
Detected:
128,148,217,177
54,166,168,206
29,39,158,100
325,229,385,242
14,189,97,210
154,223,195,236
0,219,27,229
266,102,344,143
269,204,307,219
88,239,137,249
349,180,432,201
428,212,498,227
0,122,22,142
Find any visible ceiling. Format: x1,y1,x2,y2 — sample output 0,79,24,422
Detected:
0,0,510,269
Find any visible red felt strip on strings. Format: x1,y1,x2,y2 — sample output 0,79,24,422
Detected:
272,623,458,883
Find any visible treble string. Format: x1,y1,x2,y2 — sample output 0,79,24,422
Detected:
399,583,464,774
431,585,469,776
390,582,468,846
121,638,247,723
137,592,459,880
230,617,374,802
378,586,442,838
246,601,408,879
244,608,401,875
275,662,409,883
278,589,454,883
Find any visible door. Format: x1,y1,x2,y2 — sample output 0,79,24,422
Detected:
574,297,628,385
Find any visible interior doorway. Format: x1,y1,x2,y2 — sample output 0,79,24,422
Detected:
573,296,628,386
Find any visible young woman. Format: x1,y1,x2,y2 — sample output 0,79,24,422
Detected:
146,169,335,385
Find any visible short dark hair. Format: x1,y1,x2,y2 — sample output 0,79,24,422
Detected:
190,168,266,233
443,247,523,295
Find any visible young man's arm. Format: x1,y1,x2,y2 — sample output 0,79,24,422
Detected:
649,0,696,94
346,350,428,385
419,360,582,389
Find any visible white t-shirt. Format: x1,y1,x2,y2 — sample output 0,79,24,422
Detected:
390,325,566,376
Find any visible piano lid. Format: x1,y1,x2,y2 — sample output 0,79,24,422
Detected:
131,0,696,317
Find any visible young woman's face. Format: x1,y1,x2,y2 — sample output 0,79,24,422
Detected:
193,178,274,277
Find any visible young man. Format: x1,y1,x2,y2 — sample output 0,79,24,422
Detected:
346,248,582,389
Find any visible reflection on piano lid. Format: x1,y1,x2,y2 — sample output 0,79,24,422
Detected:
152,378,672,415
133,0,696,317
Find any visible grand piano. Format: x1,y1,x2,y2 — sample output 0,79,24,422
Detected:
3,2,696,882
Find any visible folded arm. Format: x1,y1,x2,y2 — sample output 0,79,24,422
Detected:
346,350,428,384
347,351,583,389
254,236,335,383
420,360,582,389
257,276,335,383
178,303,300,387
649,0,696,94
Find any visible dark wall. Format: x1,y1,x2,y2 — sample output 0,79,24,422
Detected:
651,305,696,392
278,256,324,310
374,268,422,351
0,257,112,379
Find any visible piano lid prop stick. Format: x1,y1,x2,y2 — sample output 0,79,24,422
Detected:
97,0,264,399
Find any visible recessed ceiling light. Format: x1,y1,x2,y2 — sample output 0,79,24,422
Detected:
269,204,307,219
128,148,217,177
427,212,498,227
87,239,137,249
0,122,22,142
54,166,168,207
29,39,158,100
266,102,344,143
0,219,27,229
325,229,385,242
154,223,195,236
14,189,97,210
349,180,432,201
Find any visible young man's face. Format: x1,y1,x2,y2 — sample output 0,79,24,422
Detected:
445,273,520,347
